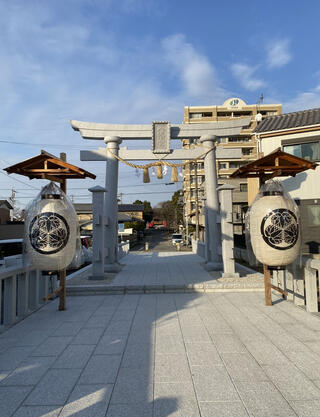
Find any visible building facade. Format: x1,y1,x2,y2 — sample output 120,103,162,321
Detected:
182,98,282,235
254,107,320,255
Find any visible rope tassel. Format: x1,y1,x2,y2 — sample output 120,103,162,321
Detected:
171,166,178,182
143,167,150,183
157,164,163,179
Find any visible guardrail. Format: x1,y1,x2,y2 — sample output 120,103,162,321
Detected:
196,240,320,313
0,262,53,331
270,257,320,313
234,247,320,313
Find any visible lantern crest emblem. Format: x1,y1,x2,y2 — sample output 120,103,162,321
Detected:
29,212,70,255
261,208,299,250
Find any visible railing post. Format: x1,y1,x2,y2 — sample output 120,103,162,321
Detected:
39,272,48,305
28,270,39,311
305,261,319,312
3,275,17,326
17,272,29,318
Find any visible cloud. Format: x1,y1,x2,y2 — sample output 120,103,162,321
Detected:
162,34,228,102
231,63,265,91
283,90,320,113
266,39,291,69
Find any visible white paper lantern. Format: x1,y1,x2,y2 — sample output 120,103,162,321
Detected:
25,183,78,271
249,190,301,268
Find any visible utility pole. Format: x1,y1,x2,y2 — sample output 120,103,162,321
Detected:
10,189,16,221
194,162,199,240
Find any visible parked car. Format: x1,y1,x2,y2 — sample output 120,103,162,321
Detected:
171,233,183,246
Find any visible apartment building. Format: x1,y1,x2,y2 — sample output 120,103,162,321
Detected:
182,98,282,235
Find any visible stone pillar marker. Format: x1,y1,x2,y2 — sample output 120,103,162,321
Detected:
217,183,239,278
89,186,106,280
200,134,222,270
104,136,122,272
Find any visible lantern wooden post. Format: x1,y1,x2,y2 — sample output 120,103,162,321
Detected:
263,264,272,306
58,152,67,311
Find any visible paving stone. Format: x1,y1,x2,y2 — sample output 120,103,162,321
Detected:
106,320,133,335
290,400,320,417
0,356,56,386
85,315,113,328
244,340,289,365
154,399,200,417
250,409,297,417
285,350,320,380
235,380,294,414
185,342,222,366
106,403,153,417
213,334,248,353
14,330,51,347
267,332,310,352
110,368,153,404
13,405,62,417
94,334,127,355
31,337,73,357
0,386,34,417
0,346,36,371
53,322,84,337
191,365,240,402
59,384,113,417
155,354,191,383
121,344,154,369
79,355,121,384
52,345,95,369
180,326,211,343
24,369,82,405
262,364,320,400
155,336,185,354
71,328,105,345
284,323,320,342
199,401,249,417
221,352,269,381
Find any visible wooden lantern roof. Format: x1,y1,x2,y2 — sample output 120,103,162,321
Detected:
229,148,318,181
4,150,96,183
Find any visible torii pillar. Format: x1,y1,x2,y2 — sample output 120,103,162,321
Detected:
104,136,122,272
200,134,221,270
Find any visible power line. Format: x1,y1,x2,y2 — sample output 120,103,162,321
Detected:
0,171,40,191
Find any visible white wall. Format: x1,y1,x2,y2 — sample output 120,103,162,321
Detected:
260,132,320,200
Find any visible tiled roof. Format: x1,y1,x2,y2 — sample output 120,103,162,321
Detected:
118,204,144,212
255,108,320,133
73,203,144,213
0,200,13,209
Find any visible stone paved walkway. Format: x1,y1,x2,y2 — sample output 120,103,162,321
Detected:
67,252,264,293
1,290,320,416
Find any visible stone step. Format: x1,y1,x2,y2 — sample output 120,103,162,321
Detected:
67,284,264,296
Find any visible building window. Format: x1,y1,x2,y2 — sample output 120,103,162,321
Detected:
283,142,319,161
228,136,251,143
219,162,227,169
217,112,232,117
240,183,248,192
191,202,195,210
242,148,253,156
189,112,212,119
229,162,242,169
197,162,204,170
307,205,320,226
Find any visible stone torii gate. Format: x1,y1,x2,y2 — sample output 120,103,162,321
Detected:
71,118,251,274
